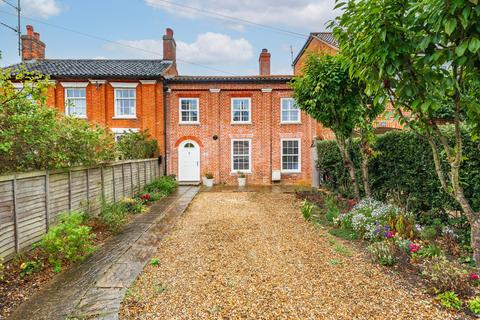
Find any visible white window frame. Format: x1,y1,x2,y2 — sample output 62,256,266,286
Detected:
111,128,139,142
231,97,252,124
12,83,35,103
231,139,252,173
64,87,88,119
179,98,200,124
280,98,301,124
281,138,301,173
111,82,138,119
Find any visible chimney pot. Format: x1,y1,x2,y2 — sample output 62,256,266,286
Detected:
166,28,174,37
259,48,271,76
34,32,40,40
26,25,34,36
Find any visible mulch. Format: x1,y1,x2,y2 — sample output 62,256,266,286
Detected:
120,191,459,319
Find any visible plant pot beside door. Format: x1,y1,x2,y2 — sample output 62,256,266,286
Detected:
237,171,246,187
204,173,214,187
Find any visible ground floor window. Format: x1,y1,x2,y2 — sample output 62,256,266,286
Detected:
231,139,251,172
281,139,301,172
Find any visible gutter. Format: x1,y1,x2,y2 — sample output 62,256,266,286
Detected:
163,79,169,176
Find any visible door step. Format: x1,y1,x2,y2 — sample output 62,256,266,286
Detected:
178,181,201,186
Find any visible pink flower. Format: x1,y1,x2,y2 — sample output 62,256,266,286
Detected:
409,243,421,253
140,194,151,201
385,231,395,239
470,273,479,281
347,199,358,210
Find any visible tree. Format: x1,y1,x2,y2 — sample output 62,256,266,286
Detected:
332,0,480,263
0,63,116,173
291,54,384,199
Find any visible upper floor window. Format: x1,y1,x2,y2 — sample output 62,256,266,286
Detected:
65,88,87,118
179,98,199,124
114,89,136,118
281,138,301,173
281,98,300,123
231,98,251,123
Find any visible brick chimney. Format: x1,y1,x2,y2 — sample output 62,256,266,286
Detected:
21,25,46,61
259,48,271,76
163,28,176,61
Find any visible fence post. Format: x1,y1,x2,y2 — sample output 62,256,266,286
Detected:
45,171,50,230
12,174,19,253
130,162,134,197
137,162,141,191
112,165,116,202
86,168,90,212
122,163,125,198
68,170,72,212
100,166,105,202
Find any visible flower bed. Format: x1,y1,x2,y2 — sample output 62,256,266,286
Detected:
296,190,480,317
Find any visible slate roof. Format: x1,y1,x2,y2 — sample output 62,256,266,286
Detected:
5,59,173,79
170,75,293,84
292,32,339,66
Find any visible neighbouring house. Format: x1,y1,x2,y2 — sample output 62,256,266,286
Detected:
292,32,404,139
166,49,317,185
7,25,179,165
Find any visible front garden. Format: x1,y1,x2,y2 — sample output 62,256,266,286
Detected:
0,175,177,318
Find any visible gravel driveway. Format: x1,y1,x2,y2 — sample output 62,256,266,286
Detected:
120,190,456,319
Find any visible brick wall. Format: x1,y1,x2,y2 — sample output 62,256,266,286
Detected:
44,80,165,154
166,81,316,185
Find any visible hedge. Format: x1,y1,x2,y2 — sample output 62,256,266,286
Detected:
316,127,480,216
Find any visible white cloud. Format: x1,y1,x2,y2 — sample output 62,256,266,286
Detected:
103,32,253,66
20,0,62,18
144,0,338,30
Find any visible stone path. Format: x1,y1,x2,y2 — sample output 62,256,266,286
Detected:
10,186,199,320
121,189,457,319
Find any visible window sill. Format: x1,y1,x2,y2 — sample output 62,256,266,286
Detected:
67,115,87,119
280,121,301,125
280,170,301,174
179,122,200,126
231,171,252,175
231,122,252,125
113,116,137,120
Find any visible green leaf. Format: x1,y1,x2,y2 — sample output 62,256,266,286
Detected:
334,2,346,9
445,18,457,35
468,37,480,53
455,41,468,56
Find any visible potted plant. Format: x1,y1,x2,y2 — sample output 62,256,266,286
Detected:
237,171,246,187
204,172,214,187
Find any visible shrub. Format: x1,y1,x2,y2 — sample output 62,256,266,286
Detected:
367,240,396,266
301,200,314,221
316,128,480,218
37,212,95,272
328,228,359,240
117,130,158,160
19,260,41,277
150,258,160,266
325,196,340,224
120,197,148,215
468,296,480,314
143,176,178,196
415,244,443,259
420,226,438,241
100,202,129,233
420,256,472,296
436,291,462,310
340,198,407,241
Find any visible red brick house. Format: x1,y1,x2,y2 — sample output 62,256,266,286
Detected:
8,25,179,160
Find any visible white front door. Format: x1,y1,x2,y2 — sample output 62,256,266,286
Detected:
178,141,200,182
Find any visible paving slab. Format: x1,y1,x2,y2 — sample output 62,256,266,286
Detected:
10,186,198,320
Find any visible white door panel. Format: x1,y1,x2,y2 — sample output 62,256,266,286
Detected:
178,141,200,181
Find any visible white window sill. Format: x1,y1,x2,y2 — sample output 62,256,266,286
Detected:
231,171,252,175
281,170,301,174
280,121,301,125
113,116,137,120
231,122,252,125
179,122,200,125
67,115,87,119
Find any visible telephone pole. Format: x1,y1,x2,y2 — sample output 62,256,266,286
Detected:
0,0,21,56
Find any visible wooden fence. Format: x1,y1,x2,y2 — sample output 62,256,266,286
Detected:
0,158,161,261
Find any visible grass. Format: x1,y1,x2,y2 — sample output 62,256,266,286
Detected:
328,259,343,266
328,228,359,240
334,244,353,257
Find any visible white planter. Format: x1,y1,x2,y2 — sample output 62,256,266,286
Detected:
238,177,246,187
204,178,214,187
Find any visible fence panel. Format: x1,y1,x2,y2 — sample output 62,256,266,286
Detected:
0,158,160,261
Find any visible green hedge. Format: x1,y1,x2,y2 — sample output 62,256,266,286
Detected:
316,128,480,216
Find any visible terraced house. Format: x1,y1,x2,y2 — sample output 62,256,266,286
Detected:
8,25,400,186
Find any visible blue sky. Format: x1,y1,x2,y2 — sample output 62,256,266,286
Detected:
0,0,338,75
